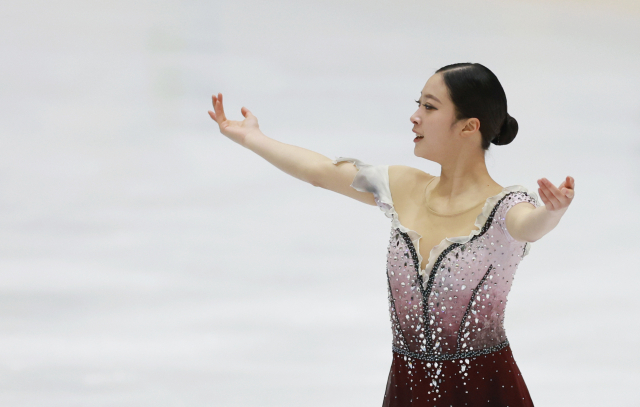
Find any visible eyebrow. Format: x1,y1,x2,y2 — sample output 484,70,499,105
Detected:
421,93,442,103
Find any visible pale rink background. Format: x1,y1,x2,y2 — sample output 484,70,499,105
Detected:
1,0,638,405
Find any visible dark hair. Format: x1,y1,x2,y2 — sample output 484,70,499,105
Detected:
435,63,517,150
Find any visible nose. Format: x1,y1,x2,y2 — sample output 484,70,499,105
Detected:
410,111,420,125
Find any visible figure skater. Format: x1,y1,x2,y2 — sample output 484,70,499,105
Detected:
208,62,575,406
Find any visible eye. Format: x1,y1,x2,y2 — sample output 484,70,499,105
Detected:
415,99,434,110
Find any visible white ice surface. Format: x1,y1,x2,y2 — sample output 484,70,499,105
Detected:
0,0,639,405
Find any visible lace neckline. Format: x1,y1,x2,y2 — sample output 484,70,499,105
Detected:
389,185,534,279
426,199,486,217
424,177,497,217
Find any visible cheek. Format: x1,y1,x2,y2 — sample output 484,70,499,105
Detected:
421,117,443,136
429,116,452,135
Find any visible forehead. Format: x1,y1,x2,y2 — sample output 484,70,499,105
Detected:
421,73,448,104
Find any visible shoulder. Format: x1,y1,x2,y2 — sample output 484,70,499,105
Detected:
496,190,539,219
500,190,539,211
388,165,435,202
497,189,540,242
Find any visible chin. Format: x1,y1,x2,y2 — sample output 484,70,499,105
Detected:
414,148,436,162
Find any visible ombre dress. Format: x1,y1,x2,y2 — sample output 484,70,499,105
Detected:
333,157,538,407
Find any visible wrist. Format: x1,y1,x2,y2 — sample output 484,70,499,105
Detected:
542,204,567,219
243,129,265,149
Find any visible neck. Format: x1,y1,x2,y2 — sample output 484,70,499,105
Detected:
432,150,497,203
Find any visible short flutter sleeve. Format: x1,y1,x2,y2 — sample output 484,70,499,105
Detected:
494,189,540,244
332,156,394,219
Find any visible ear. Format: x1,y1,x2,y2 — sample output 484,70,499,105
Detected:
460,118,480,138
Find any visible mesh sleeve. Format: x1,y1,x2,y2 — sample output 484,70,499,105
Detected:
495,191,540,243
332,156,394,218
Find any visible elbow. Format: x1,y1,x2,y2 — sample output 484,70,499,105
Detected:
309,162,330,189
526,234,542,243
309,177,323,188
512,233,539,243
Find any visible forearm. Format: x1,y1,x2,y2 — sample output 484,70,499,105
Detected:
519,205,567,242
243,130,331,186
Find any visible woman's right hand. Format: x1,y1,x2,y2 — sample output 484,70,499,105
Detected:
208,93,260,146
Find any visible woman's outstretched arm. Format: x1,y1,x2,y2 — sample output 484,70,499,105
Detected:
505,176,575,242
208,93,376,206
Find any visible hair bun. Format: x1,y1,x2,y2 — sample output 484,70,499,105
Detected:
492,113,518,146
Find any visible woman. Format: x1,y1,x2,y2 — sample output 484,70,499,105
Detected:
208,62,575,406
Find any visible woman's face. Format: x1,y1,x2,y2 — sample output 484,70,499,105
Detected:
410,73,469,162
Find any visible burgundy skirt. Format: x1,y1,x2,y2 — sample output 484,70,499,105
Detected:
382,345,534,407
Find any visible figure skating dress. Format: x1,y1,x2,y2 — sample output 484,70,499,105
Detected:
333,157,538,407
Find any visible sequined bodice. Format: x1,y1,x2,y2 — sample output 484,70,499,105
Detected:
331,157,540,403
385,191,535,363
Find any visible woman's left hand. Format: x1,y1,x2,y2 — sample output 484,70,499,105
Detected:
537,176,575,211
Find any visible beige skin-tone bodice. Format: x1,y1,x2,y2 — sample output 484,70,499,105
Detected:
390,172,505,274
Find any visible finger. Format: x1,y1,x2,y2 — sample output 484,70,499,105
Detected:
211,95,219,112
241,106,248,117
560,176,570,190
542,183,563,209
562,188,574,199
215,93,227,122
208,110,217,121
538,187,552,209
537,180,550,203
554,179,574,200
562,175,574,190
542,178,566,205
561,180,574,198
545,184,569,207
538,180,560,209
558,179,567,190
540,187,558,210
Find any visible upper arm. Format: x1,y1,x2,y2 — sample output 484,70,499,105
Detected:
504,200,537,242
317,158,430,213
317,158,377,206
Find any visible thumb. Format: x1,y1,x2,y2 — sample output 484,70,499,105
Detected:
241,106,253,117
562,188,574,199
